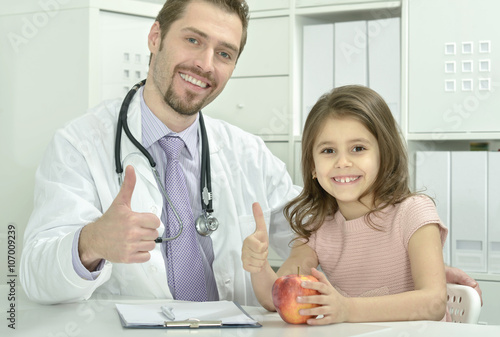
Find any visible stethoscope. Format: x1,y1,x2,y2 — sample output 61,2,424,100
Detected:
114,79,219,242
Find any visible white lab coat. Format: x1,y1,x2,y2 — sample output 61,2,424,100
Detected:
20,94,300,306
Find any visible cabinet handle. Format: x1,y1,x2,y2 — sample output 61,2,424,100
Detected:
237,103,245,109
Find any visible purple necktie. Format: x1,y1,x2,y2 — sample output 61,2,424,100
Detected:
158,136,208,301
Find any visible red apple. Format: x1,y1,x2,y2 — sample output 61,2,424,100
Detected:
272,273,320,324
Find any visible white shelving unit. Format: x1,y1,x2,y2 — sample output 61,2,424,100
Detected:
403,0,500,325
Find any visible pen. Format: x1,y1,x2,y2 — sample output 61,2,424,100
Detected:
161,306,175,321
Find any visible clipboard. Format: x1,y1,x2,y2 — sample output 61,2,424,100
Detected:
116,301,262,329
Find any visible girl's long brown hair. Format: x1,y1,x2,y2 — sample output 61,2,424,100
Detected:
285,85,413,241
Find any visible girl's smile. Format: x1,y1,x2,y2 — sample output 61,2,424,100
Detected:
332,175,361,184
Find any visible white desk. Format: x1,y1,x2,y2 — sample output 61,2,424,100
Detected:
2,286,500,337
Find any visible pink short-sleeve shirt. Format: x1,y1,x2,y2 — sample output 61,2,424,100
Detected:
307,195,448,298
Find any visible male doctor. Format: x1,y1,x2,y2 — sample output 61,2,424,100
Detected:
20,0,298,306
20,0,481,306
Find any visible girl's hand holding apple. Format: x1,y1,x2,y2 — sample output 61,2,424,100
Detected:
295,267,350,325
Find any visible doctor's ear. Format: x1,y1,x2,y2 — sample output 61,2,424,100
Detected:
148,21,162,55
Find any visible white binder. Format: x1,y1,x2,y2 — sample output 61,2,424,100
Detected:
334,20,368,87
302,23,334,128
488,152,500,273
367,17,401,125
451,152,488,272
415,151,451,265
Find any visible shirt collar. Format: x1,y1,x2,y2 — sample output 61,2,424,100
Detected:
140,87,199,159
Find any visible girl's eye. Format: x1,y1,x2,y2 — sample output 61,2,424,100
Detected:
321,148,334,154
353,146,365,152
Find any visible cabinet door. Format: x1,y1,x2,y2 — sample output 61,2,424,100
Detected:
203,76,289,136
233,16,289,77
408,0,500,133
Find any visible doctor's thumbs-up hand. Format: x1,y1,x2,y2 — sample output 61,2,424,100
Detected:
79,165,160,272
242,202,270,274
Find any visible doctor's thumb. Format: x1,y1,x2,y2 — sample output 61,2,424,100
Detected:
117,165,137,207
252,202,268,235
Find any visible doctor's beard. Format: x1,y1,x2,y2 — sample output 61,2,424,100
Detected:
163,86,203,116
162,66,218,116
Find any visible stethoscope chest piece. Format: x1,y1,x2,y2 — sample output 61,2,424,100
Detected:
195,213,219,236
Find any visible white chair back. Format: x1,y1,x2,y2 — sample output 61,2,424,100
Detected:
446,283,481,323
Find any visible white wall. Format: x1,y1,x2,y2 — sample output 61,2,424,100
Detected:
0,1,94,285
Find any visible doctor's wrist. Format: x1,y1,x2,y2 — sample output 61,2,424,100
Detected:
78,223,104,272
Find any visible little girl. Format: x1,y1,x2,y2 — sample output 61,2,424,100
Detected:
242,85,448,324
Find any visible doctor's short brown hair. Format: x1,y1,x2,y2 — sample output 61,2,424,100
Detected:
155,0,250,59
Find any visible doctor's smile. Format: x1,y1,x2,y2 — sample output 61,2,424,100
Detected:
180,72,210,89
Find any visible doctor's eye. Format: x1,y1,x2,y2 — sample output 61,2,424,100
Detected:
219,51,231,60
187,37,199,45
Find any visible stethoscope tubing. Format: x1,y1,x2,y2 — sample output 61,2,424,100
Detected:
115,79,217,239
